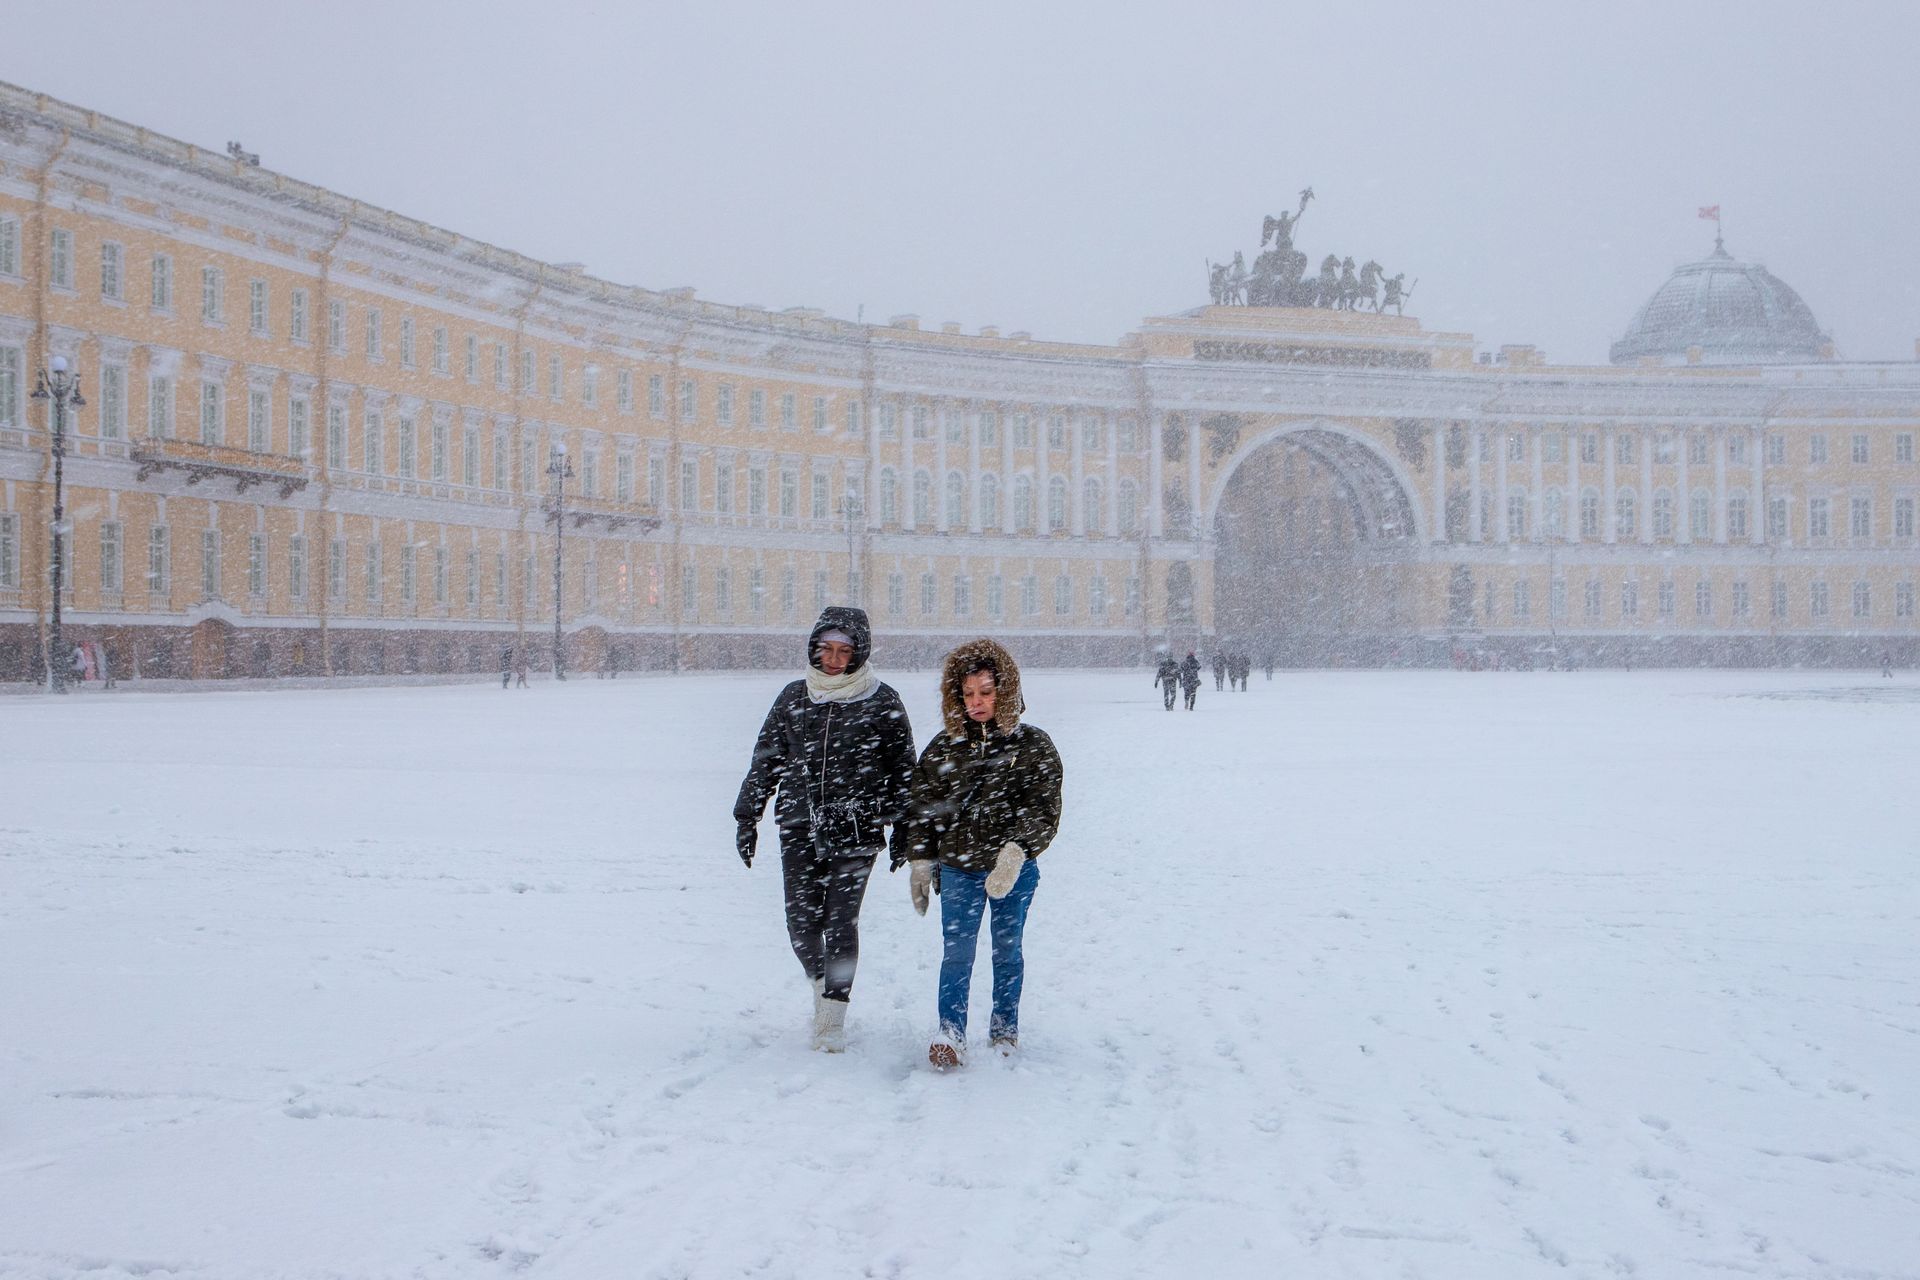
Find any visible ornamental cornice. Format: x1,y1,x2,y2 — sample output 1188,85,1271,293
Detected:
144,343,184,375
245,362,281,388
97,335,137,363
288,374,317,396
197,353,234,383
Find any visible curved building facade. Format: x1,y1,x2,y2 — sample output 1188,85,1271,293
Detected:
1,82,1917,680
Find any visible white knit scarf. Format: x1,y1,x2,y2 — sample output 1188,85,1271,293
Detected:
805,661,880,704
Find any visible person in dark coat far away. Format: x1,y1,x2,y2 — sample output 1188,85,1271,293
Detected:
1153,653,1179,710
1179,650,1201,710
501,643,514,690
892,638,1063,1069
1211,650,1227,691
735,606,916,1051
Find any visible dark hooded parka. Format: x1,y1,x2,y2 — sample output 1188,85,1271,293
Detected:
734,606,916,852
891,639,1064,875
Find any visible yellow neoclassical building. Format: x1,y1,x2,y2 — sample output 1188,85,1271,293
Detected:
1,80,1916,681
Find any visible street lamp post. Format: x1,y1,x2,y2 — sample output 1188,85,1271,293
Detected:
31,356,85,694
546,443,575,679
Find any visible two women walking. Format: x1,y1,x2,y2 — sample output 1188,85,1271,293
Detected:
734,610,1063,1068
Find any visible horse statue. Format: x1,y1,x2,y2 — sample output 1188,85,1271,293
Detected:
1315,255,1342,308
1357,260,1384,312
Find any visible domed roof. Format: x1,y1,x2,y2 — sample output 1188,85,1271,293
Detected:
1610,238,1831,365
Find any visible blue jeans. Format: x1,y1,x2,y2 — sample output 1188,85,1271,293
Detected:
937,857,1039,1043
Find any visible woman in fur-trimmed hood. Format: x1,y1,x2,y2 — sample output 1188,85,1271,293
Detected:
890,638,1064,1068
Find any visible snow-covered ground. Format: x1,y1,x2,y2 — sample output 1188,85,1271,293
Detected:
3,668,1917,1279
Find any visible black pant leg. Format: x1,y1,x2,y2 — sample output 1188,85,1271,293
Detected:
818,852,878,1001
779,833,829,984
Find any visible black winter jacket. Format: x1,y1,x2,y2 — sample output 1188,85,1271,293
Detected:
734,606,916,854
892,720,1064,873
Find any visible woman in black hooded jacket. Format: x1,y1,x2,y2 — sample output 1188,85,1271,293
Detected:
734,606,916,1051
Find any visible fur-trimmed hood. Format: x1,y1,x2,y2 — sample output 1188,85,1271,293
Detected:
939,638,1025,739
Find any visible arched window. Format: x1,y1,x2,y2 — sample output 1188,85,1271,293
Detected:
1543,488,1565,538
1083,476,1104,532
912,470,932,526
1727,489,1749,540
1579,487,1600,539
1652,487,1674,539
1689,489,1712,540
945,471,966,527
1011,475,1034,531
979,473,999,528
1118,479,1139,535
1047,475,1068,532
1616,488,1638,538
878,468,898,526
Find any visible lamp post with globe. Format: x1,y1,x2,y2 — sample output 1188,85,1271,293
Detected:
31,356,86,693
546,443,575,679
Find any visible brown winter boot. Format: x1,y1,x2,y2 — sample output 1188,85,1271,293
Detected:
928,1041,962,1071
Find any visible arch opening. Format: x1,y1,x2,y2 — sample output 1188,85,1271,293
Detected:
1212,429,1421,666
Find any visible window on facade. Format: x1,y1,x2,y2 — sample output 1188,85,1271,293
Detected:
1508,433,1524,463
1896,433,1915,464
1616,434,1636,466
199,382,224,445
245,388,269,452
1694,578,1711,618
202,528,221,599
979,474,999,527
1084,477,1103,531
1810,434,1828,464
1047,476,1068,532
0,216,18,278
433,327,448,374
1119,481,1139,536
248,533,267,598
953,574,971,618
1579,488,1600,538
1021,574,1039,616
980,412,998,448
1851,497,1872,539
1543,489,1564,538
147,525,169,596
1615,489,1637,538
1895,497,1915,539
679,379,696,422
618,369,634,412
1513,579,1531,620
748,466,767,516
1054,575,1072,616
366,308,383,360
98,523,122,594
1772,580,1788,619
1732,580,1750,618
1655,579,1675,618
1689,491,1711,540
717,384,735,426
749,389,767,429
248,280,268,335
1766,496,1787,540
1895,581,1915,619
987,573,1004,617
1543,433,1564,464
1810,581,1829,618
1727,433,1747,464
715,460,734,515
365,412,383,476
328,301,346,352
1687,435,1708,466
813,396,829,433
1727,494,1748,539
1506,492,1527,540
201,266,224,322
1766,434,1785,465
1621,580,1639,618
98,366,125,441
1852,434,1870,465
1852,581,1871,619
50,228,73,289
1090,575,1108,618
1583,578,1602,619
149,254,173,311
548,355,563,400
878,469,898,525
582,367,598,407
100,243,124,301
1652,489,1674,539
1809,497,1830,539
1012,476,1034,531
432,420,449,481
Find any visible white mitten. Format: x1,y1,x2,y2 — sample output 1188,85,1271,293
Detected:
985,842,1025,899
909,861,933,916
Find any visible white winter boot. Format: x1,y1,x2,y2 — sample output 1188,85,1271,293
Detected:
813,996,848,1053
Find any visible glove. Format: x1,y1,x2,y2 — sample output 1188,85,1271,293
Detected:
735,821,757,868
985,842,1025,899
909,861,933,916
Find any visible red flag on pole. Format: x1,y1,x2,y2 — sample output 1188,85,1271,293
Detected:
1698,205,1721,221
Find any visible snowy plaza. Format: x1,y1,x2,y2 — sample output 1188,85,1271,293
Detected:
3,667,1917,1278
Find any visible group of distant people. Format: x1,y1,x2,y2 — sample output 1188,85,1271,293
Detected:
1151,647,1274,710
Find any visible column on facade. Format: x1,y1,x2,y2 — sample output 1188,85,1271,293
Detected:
1566,424,1581,544
867,397,882,530
1187,412,1203,541
1676,429,1692,545
900,401,915,532
1148,414,1165,539
968,405,983,534
1530,425,1545,541
1749,424,1765,545
1034,409,1050,536
1105,416,1121,538
1603,424,1618,544
933,406,949,533
1468,427,1484,542
1495,425,1510,543
1639,429,1655,545
1714,427,1729,544
1431,420,1447,543
1000,409,1016,536
1070,414,1087,537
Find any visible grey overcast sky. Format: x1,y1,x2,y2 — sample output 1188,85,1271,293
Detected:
5,0,1917,363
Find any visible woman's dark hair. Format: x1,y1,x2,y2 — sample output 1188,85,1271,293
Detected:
953,655,998,700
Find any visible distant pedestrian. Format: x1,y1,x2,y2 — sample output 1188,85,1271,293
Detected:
1262,652,1274,681
1179,650,1201,711
514,647,530,688
1883,651,1894,679
501,644,514,690
1211,651,1227,691
1153,654,1179,710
